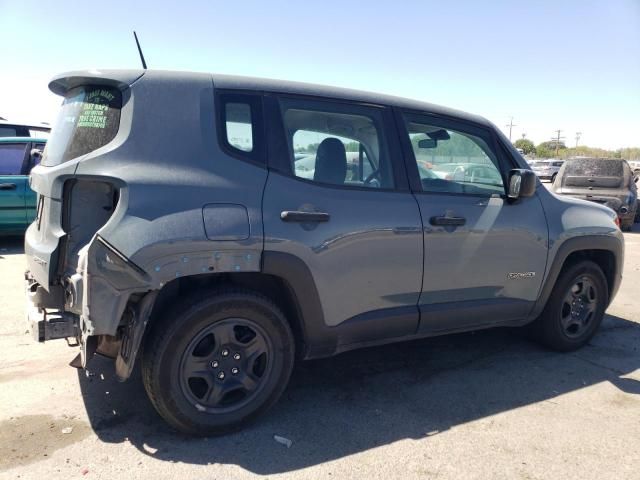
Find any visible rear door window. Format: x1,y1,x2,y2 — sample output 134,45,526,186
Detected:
0,143,27,175
43,86,122,166
279,98,395,189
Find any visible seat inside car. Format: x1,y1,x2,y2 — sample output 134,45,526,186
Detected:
314,137,347,185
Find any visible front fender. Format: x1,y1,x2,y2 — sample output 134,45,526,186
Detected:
528,234,624,319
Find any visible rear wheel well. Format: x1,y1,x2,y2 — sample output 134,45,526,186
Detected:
561,249,616,299
147,272,306,357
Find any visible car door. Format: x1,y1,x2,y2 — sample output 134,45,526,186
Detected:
261,95,423,341
396,111,548,333
0,142,29,233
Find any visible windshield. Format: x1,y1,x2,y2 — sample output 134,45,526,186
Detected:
43,86,122,166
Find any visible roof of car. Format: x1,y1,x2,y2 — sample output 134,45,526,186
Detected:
49,69,493,128
0,136,47,144
211,73,491,126
0,120,51,130
566,157,621,162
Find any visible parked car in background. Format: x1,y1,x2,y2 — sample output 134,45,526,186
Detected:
628,159,640,177
552,157,638,231
0,120,50,138
0,137,45,235
528,159,564,183
431,162,503,187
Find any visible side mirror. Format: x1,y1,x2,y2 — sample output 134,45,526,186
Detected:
508,169,536,199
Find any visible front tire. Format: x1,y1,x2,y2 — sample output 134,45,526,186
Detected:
532,260,608,352
141,289,295,435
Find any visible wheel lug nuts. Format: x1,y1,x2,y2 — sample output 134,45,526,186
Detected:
211,360,219,368
231,367,239,375
221,349,229,357
217,371,225,380
233,353,241,360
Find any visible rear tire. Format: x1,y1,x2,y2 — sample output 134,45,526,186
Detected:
531,260,608,352
141,288,295,435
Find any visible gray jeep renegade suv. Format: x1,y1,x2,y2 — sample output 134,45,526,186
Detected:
25,69,624,435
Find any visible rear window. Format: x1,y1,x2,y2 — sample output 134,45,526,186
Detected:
43,86,122,166
565,159,623,177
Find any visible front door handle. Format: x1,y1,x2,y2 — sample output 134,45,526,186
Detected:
281,211,330,223
0,183,17,190
429,215,466,226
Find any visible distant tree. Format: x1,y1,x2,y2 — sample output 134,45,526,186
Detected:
344,141,360,152
514,138,535,155
618,147,640,161
537,141,566,158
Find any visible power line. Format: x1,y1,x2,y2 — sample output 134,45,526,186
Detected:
575,131,582,148
551,130,565,157
505,117,517,141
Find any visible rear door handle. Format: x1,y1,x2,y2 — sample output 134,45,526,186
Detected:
280,211,330,223
429,215,466,226
0,183,17,190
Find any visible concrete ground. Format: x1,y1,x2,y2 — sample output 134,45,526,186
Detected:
1,224,639,479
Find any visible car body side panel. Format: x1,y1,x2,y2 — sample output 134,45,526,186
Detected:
263,171,423,329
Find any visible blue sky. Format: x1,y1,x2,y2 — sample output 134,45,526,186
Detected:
1,0,638,149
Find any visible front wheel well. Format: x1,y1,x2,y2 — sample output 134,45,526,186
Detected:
561,249,616,299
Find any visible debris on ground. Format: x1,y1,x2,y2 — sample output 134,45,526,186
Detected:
61,427,74,434
273,435,293,448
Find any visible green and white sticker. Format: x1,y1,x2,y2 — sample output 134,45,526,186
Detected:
77,89,115,129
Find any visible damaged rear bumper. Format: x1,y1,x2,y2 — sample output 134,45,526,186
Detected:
25,236,157,380
25,272,79,343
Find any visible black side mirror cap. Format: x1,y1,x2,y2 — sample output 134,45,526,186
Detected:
508,169,537,199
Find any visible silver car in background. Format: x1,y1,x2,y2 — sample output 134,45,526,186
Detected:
529,159,564,182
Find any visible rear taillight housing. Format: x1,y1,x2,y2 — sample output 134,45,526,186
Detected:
614,216,621,229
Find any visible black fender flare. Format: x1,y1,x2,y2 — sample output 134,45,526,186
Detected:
262,251,336,358
528,234,623,319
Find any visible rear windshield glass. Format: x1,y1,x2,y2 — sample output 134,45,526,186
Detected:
42,86,122,166
565,159,623,177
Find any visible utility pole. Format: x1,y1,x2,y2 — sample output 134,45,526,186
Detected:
551,130,565,157
575,131,582,148
506,117,517,141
